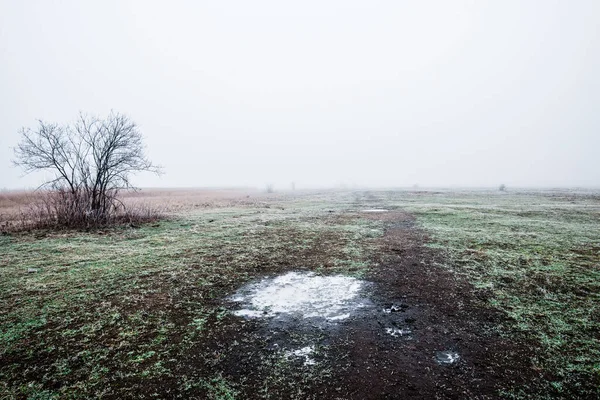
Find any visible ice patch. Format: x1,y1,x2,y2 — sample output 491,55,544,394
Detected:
329,313,351,321
435,351,460,365
231,271,365,321
362,209,388,213
382,304,408,313
386,328,411,337
232,309,264,318
285,346,316,366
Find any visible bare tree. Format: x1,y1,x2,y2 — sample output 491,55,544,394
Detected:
13,111,161,226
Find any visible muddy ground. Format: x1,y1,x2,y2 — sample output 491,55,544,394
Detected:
181,211,540,399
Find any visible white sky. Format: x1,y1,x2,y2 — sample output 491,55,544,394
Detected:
1,0,599,189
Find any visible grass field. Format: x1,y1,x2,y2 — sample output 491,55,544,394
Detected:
0,188,598,399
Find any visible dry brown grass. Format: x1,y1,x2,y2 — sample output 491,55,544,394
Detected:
119,187,267,212
0,190,38,228
0,188,267,229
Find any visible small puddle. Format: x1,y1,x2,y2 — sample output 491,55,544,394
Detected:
231,271,366,321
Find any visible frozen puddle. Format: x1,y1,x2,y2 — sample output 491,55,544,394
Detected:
231,271,365,321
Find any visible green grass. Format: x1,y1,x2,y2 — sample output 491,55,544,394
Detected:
0,197,379,399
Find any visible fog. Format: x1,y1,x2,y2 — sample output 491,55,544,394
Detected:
1,1,599,190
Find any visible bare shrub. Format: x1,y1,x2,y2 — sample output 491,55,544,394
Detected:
12,112,162,230
10,190,163,231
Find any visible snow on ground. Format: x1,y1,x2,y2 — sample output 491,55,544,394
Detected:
231,271,365,321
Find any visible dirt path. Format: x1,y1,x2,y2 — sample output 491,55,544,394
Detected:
322,211,537,399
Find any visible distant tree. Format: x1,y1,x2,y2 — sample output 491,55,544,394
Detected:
13,111,161,226
266,184,274,193
499,184,507,192
291,181,296,191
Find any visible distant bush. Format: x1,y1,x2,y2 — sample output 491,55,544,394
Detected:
499,184,507,192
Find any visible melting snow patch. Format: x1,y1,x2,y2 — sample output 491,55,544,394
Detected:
231,271,365,321
386,328,412,337
285,346,316,366
436,351,460,365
